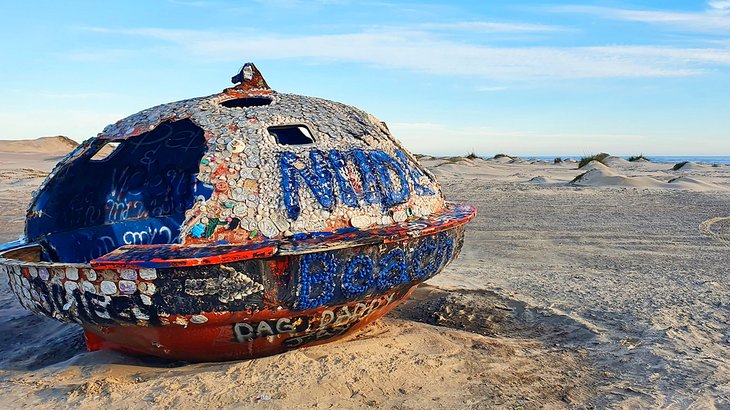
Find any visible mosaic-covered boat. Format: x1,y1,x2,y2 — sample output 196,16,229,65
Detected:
0,63,476,362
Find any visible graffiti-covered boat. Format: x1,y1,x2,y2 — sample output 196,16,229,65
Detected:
0,63,476,362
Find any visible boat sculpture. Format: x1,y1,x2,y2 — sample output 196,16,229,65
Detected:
0,63,476,362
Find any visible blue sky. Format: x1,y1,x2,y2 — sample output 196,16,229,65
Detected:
1,0,729,156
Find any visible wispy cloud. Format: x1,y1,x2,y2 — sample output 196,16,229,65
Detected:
62,47,140,62
77,26,730,80
475,86,508,92
250,0,348,7
167,0,212,7
7,90,116,100
709,1,730,11
549,3,730,34
418,21,567,33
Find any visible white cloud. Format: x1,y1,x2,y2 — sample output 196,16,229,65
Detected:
475,86,507,92
77,26,730,80
250,0,348,7
418,21,567,33
167,0,212,7
5,90,116,100
62,47,140,62
709,1,730,11
549,4,730,33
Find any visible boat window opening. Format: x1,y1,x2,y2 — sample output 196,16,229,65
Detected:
220,97,272,108
26,119,212,263
89,142,121,161
269,125,315,146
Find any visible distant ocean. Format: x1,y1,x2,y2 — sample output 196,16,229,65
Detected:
524,156,730,166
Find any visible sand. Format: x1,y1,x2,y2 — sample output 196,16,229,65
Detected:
0,136,78,155
1,147,729,408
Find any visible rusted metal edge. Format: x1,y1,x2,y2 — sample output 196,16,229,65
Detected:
0,203,476,270
91,241,279,269
276,202,476,256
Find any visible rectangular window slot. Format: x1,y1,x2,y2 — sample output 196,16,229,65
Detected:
90,142,121,161
269,125,315,146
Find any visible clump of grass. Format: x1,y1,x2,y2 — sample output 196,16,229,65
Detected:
673,161,689,171
578,152,610,168
553,157,563,164
493,153,511,159
628,154,650,162
712,163,721,168
570,171,589,184
466,151,479,160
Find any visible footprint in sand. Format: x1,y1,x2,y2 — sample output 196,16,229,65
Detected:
699,217,730,245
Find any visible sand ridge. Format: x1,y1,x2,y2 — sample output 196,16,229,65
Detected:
422,155,729,192
0,136,78,155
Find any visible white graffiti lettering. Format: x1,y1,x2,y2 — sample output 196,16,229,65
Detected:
233,317,307,343
122,226,172,245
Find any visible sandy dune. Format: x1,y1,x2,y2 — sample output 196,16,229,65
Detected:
0,136,78,155
570,168,724,191
1,148,729,408
423,156,729,192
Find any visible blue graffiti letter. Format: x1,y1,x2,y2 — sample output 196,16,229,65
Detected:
369,150,410,207
395,149,435,196
377,248,408,291
280,150,336,220
327,150,358,207
297,252,336,310
341,254,374,298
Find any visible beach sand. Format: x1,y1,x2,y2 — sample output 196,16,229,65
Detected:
1,147,729,408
